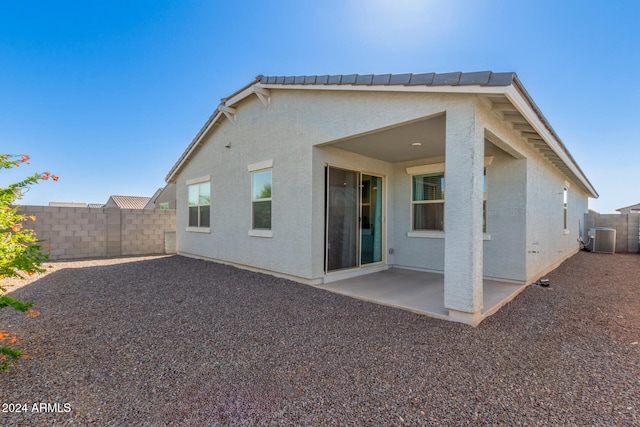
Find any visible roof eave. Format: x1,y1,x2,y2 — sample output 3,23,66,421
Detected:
507,77,598,198
165,77,262,183
165,110,224,183
166,74,598,200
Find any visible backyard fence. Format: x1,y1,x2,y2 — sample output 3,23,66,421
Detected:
583,213,640,253
18,206,176,260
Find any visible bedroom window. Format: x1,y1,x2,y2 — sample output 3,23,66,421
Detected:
252,169,272,230
563,187,568,231
411,170,487,233
188,181,210,228
412,173,445,231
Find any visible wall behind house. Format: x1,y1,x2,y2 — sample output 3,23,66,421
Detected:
583,213,640,253
18,206,176,260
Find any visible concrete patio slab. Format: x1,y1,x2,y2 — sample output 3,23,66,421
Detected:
320,267,526,324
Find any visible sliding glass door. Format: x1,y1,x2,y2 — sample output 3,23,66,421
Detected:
325,166,384,272
326,167,359,271
360,174,383,265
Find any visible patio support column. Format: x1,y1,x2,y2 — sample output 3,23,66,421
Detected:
444,100,485,326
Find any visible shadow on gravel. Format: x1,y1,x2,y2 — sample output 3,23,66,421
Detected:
1,252,639,426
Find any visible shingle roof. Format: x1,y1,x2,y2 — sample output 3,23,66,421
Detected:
258,71,516,87
107,195,151,209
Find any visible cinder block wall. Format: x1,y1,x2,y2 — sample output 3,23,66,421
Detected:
583,213,640,253
18,206,176,260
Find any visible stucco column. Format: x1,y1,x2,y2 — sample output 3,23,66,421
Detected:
444,101,484,326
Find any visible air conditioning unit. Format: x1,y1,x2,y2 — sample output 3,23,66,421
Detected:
588,228,616,254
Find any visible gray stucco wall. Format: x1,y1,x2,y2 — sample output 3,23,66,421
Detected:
175,94,316,280
173,88,591,284
154,183,176,209
175,90,474,282
481,148,528,282
524,153,589,280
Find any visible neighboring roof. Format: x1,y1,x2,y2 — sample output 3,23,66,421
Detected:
144,188,164,209
616,202,640,212
166,71,597,198
49,202,87,207
106,195,151,209
87,203,105,208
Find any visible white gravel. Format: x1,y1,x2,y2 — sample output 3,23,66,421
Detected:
0,252,639,426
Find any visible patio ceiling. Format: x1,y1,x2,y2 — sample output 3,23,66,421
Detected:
319,92,597,198
325,114,446,163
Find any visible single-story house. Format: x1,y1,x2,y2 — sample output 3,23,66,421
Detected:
616,203,640,214
146,184,177,210
165,71,598,325
105,195,152,209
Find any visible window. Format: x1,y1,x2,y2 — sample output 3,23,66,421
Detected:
159,202,169,210
412,173,445,231
188,181,210,228
252,170,272,230
411,170,487,233
483,170,487,233
563,187,568,231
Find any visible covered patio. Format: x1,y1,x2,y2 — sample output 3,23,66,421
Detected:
320,268,527,323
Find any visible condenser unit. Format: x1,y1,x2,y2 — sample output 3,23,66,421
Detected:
588,227,616,254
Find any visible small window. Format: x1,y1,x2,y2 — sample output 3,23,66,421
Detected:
188,182,210,228
159,202,169,210
412,173,445,231
563,187,568,230
252,170,272,230
411,170,487,233
483,169,487,233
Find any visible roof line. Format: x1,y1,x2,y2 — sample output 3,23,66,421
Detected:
166,72,516,182
510,76,598,198
616,202,640,211
165,72,597,199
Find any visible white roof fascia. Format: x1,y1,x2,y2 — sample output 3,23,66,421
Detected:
259,83,506,96
263,82,595,196
225,85,259,107
169,81,596,198
503,85,597,198
166,111,223,183
167,85,267,183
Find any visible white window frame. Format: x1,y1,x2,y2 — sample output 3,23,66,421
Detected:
563,183,570,234
248,160,273,237
411,172,445,232
406,160,492,239
186,175,211,233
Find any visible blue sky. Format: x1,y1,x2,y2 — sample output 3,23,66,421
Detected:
1,0,638,213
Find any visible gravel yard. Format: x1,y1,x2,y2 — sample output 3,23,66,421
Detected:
1,251,639,426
